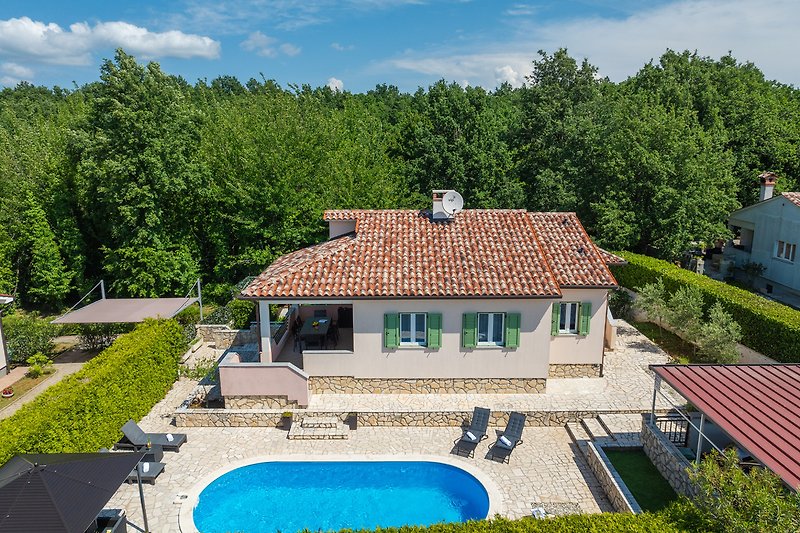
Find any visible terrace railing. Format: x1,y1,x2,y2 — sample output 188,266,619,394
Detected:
654,415,689,447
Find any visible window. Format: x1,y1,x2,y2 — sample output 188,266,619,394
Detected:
399,313,426,346
559,302,580,334
477,313,504,345
775,240,797,262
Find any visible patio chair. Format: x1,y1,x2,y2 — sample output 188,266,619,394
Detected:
488,411,526,463
453,407,491,457
114,420,187,452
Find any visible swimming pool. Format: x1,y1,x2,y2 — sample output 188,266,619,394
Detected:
191,460,491,533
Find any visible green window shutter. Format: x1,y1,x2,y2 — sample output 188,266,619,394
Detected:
384,313,399,348
579,302,592,336
551,303,561,336
462,313,477,348
427,313,442,349
505,312,521,348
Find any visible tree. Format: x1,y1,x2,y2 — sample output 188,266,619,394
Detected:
3,312,57,364
666,285,704,344
697,303,742,364
689,448,800,532
634,278,668,334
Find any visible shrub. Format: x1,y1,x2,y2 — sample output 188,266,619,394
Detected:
3,312,57,364
608,288,633,321
174,304,201,327
0,319,187,464
634,278,668,333
696,303,742,364
228,299,255,329
611,252,800,362
77,323,131,350
25,352,53,378
665,285,703,344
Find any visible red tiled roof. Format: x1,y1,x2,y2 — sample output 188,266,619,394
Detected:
596,248,627,266
782,192,800,208
652,364,800,490
528,213,618,287
242,209,616,299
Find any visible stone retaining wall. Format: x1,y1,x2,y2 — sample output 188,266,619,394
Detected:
196,324,258,350
308,376,547,394
641,419,697,497
548,364,602,378
586,443,642,514
224,395,299,409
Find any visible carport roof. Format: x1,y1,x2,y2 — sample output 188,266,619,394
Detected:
52,297,196,324
652,364,800,490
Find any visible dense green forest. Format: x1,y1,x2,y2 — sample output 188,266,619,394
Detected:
2,48,799,310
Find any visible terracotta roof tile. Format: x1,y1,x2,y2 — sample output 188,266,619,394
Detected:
527,213,618,288
782,192,800,208
596,248,627,265
242,209,616,299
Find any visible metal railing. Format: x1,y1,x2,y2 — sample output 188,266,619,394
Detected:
654,415,689,447
272,320,289,343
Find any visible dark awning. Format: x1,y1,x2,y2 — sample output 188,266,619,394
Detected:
52,297,197,324
652,364,800,490
0,452,145,532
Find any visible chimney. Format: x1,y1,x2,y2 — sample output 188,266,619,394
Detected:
432,190,449,220
759,172,777,201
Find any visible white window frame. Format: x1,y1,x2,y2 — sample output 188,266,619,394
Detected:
477,312,505,346
559,302,580,334
399,312,427,346
775,240,797,263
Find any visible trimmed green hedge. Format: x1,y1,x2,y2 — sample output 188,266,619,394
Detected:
0,319,187,465
611,252,800,362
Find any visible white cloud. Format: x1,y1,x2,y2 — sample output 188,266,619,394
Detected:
494,64,525,87
280,43,302,56
327,76,344,91
2,62,33,79
504,4,536,17
0,17,219,66
379,0,800,88
331,42,354,52
241,31,278,57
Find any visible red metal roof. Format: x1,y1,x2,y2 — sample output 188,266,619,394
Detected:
652,364,800,490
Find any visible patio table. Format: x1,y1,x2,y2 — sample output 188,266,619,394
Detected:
299,318,330,350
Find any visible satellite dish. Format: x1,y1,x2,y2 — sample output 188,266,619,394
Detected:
442,190,464,215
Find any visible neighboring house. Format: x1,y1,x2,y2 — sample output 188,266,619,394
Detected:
225,192,623,407
725,173,800,303
0,294,13,376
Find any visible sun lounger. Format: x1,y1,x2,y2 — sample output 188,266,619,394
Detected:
114,419,187,452
488,411,526,463
453,407,491,457
125,461,165,485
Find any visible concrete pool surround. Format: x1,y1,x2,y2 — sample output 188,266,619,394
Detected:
178,453,504,533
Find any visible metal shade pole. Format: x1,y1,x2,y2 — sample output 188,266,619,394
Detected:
197,278,203,321
695,413,705,464
136,464,150,533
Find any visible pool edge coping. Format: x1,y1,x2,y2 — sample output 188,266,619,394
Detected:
178,453,505,533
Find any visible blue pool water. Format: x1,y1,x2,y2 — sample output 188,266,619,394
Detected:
193,461,490,533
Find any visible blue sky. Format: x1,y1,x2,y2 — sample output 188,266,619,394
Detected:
0,0,797,92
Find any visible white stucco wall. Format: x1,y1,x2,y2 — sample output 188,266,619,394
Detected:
0,318,7,376
547,289,609,365
302,298,553,379
328,220,356,239
728,197,800,291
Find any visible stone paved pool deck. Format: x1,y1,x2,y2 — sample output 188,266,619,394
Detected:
106,321,682,532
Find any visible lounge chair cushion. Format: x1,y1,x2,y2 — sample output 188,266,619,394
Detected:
499,435,512,447
466,431,477,441
121,420,149,446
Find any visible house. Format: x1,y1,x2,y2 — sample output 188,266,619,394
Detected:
225,192,622,407
725,173,800,304
0,294,13,376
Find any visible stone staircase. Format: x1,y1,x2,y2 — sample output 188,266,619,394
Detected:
287,415,350,440
566,413,642,456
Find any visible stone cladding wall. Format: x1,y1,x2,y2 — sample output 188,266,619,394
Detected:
641,419,697,497
548,364,602,378
224,395,299,409
586,443,642,513
196,324,257,350
308,376,547,394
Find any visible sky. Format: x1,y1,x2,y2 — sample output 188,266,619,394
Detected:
0,0,798,93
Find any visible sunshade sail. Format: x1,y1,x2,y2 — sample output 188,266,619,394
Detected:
0,452,144,532
52,297,197,324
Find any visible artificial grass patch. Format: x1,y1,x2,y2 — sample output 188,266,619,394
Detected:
604,449,678,512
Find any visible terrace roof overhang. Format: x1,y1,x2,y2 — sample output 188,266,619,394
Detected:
650,363,800,490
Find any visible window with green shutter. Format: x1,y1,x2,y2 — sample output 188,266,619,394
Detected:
579,302,592,336
505,312,521,348
427,313,442,349
462,313,477,348
384,313,399,348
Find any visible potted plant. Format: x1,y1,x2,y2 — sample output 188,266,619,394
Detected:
1,387,13,398
281,411,293,430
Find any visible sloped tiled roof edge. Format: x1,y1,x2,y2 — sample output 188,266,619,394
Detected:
783,192,800,208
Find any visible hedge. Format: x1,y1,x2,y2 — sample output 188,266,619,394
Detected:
611,252,800,362
0,319,187,465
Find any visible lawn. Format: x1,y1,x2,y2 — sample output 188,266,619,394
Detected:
632,321,695,364
604,449,678,512
0,373,52,410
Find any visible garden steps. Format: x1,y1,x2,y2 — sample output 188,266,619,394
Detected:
581,417,614,441
565,422,591,452
287,416,349,440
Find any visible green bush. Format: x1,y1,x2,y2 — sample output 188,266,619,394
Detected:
25,352,53,378
0,319,187,464
200,299,255,330
608,288,634,321
77,323,132,350
612,252,800,362
174,304,201,326
3,312,58,364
